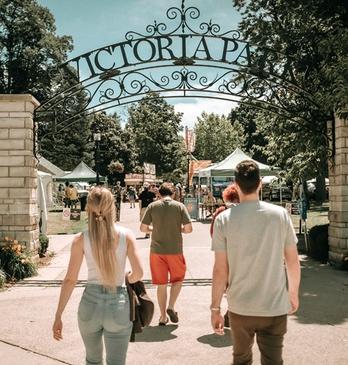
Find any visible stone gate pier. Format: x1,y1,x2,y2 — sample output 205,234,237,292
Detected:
328,115,348,267
0,95,40,249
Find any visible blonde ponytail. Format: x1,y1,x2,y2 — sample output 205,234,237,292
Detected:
87,187,118,288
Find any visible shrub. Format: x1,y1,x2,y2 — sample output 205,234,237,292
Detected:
0,269,5,288
0,238,37,281
38,234,49,257
308,224,329,262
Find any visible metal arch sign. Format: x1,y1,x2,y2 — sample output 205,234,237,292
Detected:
36,0,315,132
65,34,295,85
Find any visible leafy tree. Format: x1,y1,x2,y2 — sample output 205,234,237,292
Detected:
39,115,94,171
126,93,186,178
91,112,136,183
0,0,96,171
233,0,347,202
0,0,72,100
194,112,245,162
228,104,268,163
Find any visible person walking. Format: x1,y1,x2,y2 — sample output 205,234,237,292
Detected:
138,182,156,238
211,160,301,365
53,187,143,365
113,181,122,222
64,181,71,208
69,184,79,209
210,183,239,328
140,182,193,326
127,186,136,208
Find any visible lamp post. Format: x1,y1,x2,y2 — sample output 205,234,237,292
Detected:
93,132,101,185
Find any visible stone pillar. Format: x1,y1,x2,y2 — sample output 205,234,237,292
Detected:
328,115,348,267
0,95,40,249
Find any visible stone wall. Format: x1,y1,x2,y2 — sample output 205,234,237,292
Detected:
328,115,348,267
0,95,40,249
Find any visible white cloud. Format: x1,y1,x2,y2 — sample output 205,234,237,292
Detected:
172,99,237,129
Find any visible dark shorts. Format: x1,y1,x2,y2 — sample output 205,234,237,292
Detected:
150,253,186,285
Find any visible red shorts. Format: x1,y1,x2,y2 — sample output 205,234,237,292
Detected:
150,253,186,285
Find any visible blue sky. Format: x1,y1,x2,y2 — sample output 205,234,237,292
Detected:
38,0,242,126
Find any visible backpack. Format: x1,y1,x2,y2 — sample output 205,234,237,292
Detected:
125,275,154,342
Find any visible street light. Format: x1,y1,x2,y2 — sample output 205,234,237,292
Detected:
93,132,101,185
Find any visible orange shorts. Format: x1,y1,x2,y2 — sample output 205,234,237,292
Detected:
150,253,186,285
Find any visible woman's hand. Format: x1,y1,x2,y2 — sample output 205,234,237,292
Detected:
53,317,63,341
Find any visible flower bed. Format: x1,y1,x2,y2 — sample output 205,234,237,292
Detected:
0,237,37,286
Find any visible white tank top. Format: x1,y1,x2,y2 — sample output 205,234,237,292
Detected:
83,225,127,286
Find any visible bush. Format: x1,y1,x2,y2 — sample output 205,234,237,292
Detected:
0,269,5,288
308,224,329,262
38,234,49,257
0,238,37,281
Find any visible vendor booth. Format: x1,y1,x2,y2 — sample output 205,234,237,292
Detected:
55,161,106,183
197,148,278,218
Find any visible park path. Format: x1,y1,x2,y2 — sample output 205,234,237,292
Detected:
0,204,347,364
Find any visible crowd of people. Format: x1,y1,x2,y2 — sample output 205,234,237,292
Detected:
52,160,301,365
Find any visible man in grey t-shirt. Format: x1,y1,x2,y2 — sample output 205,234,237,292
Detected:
211,160,301,365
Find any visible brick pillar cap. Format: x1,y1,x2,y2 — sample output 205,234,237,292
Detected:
0,94,40,108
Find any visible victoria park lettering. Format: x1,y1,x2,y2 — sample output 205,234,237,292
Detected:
65,34,295,84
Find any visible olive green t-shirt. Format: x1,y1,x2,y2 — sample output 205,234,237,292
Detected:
141,198,191,254
212,201,298,317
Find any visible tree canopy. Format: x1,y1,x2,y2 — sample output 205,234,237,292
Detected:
0,0,72,100
194,112,245,162
232,0,347,185
126,93,186,179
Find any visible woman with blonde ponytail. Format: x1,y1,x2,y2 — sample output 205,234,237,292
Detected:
53,186,143,365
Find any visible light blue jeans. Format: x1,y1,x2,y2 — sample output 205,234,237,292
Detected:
78,284,132,365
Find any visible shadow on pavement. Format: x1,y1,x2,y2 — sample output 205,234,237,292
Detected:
293,256,348,325
197,329,232,348
134,324,178,342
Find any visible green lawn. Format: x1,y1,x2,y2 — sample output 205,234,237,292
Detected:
47,211,88,235
290,201,329,233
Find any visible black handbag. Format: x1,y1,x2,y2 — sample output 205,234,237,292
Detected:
125,274,154,342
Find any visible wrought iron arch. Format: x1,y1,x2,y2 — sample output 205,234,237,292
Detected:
35,0,318,148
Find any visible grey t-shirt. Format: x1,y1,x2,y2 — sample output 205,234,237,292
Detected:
212,200,298,316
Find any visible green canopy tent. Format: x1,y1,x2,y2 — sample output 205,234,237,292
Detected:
55,161,106,183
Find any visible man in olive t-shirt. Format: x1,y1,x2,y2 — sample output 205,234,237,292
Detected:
140,182,192,325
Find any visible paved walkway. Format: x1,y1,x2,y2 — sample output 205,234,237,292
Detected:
0,204,347,364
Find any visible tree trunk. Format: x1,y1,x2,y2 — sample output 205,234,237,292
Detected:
315,174,326,205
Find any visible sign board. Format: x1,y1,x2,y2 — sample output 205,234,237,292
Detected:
70,208,81,221
62,208,71,221
285,202,299,215
143,163,156,176
183,197,199,220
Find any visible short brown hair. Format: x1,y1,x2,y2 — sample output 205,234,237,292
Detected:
235,160,260,194
159,182,174,197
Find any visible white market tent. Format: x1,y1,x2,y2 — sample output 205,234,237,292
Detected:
198,148,276,179
55,161,106,183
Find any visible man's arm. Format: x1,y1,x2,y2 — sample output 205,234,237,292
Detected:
211,251,229,335
284,244,301,314
140,223,152,233
182,223,193,233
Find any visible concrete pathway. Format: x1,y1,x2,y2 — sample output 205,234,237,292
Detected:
0,204,347,364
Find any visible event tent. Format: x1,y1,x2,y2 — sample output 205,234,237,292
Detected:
55,161,106,183
198,148,276,178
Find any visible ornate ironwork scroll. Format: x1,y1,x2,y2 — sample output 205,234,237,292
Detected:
36,0,317,141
